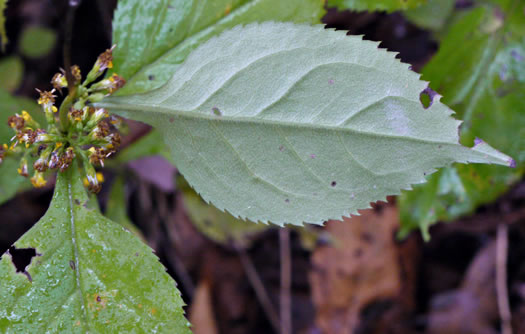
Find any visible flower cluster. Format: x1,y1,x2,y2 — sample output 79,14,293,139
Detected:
1,46,125,192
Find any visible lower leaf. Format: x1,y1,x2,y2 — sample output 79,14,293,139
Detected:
0,166,191,333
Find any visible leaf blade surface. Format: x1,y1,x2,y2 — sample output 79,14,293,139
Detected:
0,167,190,333
111,0,325,95
99,23,513,226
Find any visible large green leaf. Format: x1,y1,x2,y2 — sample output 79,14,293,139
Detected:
327,0,426,13
98,23,513,226
110,0,325,95
399,0,525,238
0,167,191,333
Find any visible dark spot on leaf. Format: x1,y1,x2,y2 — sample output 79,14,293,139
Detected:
511,49,524,62
148,75,155,81
169,117,175,123
69,260,76,270
135,252,139,257
279,145,285,152
354,248,363,258
74,199,81,205
204,219,212,226
169,28,173,33
420,87,437,109
212,107,222,116
96,295,102,303
285,198,290,203
438,145,442,149
8,246,40,281
331,181,337,187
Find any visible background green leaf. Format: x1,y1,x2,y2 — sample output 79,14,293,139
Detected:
99,23,513,226
178,175,268,247
327,0,427,13
110,0,325,95
0,56,23,93
114,130,171,164
19,26,56,59
403,0,455,31
0,166,191,333
399,0,525,238
105,175,143,238
0,0,7,52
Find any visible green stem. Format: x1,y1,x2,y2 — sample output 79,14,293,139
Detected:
58,95,73,132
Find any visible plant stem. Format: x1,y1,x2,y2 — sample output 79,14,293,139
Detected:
496,224,512,334
60,0,82,132
235,244,281,333
279,229,292,334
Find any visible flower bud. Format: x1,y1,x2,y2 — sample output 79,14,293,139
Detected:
51,72,67,92
17,157,28,177
30,171,47,188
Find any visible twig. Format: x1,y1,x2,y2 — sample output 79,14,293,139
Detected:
63,0,81,95
235,244,281,333
496,224,512,334
60,0,82,130
279,228,292,334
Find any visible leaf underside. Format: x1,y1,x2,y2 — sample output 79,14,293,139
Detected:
98,23,512,226
0,167,190,333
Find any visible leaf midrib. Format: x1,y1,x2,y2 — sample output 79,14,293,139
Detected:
67,179,89,332
100,101,459,147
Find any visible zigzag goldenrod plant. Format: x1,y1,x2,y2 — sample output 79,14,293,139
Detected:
0,0,521,332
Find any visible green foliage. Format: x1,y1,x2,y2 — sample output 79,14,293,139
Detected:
99,22,512,226
0,167,190,333
327,0,426,13
105,175,143,238
399,0,525,237
0,56,23,92
403,0,455,31
19,26,56,59
115,130,170,164
0,0,7,52
178,175,268,247
110,0,325,95
399,164,522,240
